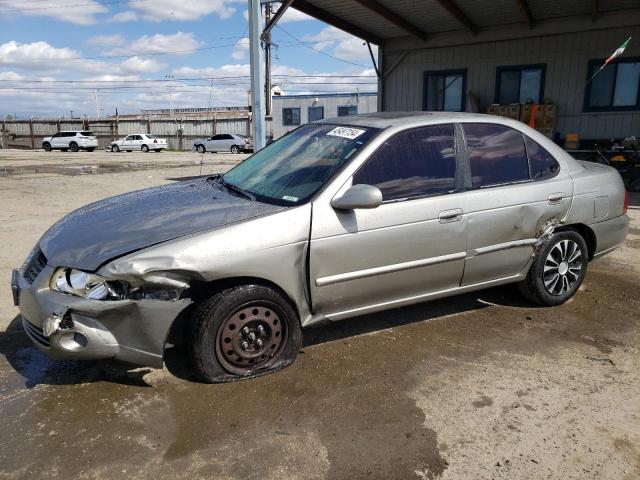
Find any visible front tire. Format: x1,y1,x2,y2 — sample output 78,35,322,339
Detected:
111,144,120,152
230,145,240,154
42,142,51,152
69,142,79,152
519,230,588,306
141,144,149,153
196,144,206,154
189,284,302,383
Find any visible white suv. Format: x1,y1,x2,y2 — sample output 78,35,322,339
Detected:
42,131,99,152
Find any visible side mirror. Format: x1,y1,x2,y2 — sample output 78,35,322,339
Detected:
331,184,383,211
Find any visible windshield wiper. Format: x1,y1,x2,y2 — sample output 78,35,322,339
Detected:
216,175,256,201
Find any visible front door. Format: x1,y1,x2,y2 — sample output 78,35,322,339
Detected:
310,124,468,319
459,122,574,286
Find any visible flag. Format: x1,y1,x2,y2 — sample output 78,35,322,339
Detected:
604,36,632,66
586,36,632,85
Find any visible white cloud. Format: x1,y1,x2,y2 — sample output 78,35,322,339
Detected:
0,0,107,25
279,7,313,23
128,0,239,22
108,11,139,23
107,32,202,56
86,34,126,48
231,37,249,61
0,41,79,69
0,71,25,81
304,26,375,62
119,56,168,73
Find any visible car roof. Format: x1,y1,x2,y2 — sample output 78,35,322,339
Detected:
316,111,510,129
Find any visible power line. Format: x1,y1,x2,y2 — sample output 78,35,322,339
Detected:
274,25,371,69
1,0,130,13
0,74,377,84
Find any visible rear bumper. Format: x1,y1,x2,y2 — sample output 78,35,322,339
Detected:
12,265,191,368
591,214,629,258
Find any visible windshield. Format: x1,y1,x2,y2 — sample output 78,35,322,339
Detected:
222,124,378,205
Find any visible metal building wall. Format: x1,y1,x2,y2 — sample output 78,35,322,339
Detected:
271,93,378,139
381,18,640,140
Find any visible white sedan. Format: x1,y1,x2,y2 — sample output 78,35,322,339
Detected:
110,134,168,153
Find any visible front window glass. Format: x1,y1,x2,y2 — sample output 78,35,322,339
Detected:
353,124,457,201
463,123,530,187
223,124,379,205
80,131,94,136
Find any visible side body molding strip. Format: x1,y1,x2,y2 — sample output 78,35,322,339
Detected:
315,251,467,287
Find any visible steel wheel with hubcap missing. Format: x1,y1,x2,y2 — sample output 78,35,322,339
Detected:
543,239,583,295
216,303,286,375
189,284,302,383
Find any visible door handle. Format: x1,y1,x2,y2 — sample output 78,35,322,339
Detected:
438,208,463,223
548,193,565,204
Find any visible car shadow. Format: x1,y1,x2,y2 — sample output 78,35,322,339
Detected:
165,283,539,382
0,315,153,389
1,284,539,386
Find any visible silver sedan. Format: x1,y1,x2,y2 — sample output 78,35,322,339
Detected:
12,112,629,382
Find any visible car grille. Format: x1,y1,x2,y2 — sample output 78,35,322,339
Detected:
23,248,47,284
23,318,51,348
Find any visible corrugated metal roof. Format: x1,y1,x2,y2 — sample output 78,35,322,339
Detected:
293,0,640,41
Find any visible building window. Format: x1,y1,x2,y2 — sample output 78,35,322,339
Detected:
282,107,300,126
584,58,640,111
308,106,324,122
337,105,357,116
462,123,530,188
353,124,457,201
495,65,545,104
423,70,466,112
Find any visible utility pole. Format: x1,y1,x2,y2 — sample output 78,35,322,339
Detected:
248,0,266,150
94,90,100,119
264,3,272,116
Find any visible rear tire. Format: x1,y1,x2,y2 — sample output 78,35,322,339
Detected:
630,178,640,192
518,230,588,306
189,284,302,383
196,144,206,154
231,145,240,154
42,142,51,152
69,142,79,152
141,144,149,153
86,148,95,152
154,149,161,152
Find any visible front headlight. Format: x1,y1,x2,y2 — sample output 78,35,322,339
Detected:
50,268,128,300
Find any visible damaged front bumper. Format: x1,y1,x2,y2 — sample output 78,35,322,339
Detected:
12,265,191,368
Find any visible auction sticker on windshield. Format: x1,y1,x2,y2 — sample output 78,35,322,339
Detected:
326,127,366,140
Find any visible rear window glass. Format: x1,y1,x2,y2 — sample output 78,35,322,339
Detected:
462,123,530,187
80,131,94,136
525,136,560,180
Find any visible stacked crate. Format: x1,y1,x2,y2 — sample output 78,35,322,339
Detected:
487,102,556,138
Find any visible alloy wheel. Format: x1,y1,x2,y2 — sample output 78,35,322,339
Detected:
543,239,583,295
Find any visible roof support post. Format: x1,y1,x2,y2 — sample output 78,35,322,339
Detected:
248,0,266,150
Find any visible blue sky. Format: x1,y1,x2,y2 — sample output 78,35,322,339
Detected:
0,0,377,117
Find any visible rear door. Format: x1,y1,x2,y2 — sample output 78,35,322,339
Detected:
459,122,573,286
309,124,468,319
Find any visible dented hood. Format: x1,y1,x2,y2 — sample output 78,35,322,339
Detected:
39,177,283,271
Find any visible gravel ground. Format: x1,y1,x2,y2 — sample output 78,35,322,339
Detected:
0,149,638,480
